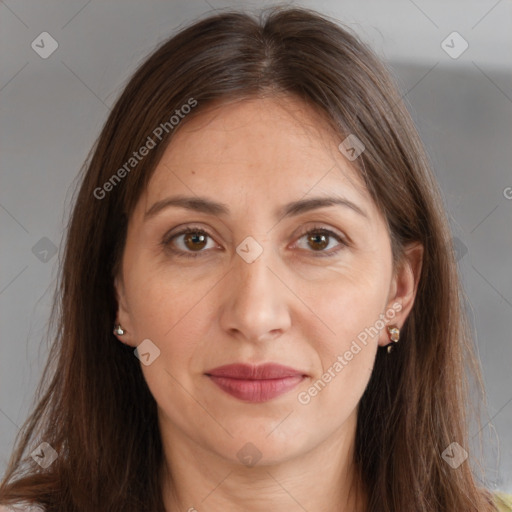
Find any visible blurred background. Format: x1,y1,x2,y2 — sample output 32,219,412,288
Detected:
1,0,511,493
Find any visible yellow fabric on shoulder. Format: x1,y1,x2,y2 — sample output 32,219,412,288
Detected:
494,492,512,512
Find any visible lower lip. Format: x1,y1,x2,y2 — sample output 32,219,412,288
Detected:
207,375,305,403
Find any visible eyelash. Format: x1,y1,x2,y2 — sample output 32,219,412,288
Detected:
161,224,348,259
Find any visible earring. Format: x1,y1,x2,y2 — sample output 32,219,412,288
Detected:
386,325,400,353
113,324,126,336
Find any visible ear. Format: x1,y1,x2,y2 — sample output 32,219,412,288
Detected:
113,274,137,347
378,242,424,348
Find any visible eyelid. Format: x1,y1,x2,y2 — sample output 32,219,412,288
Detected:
162,224,211,243
290,223,349,255
292,223,347,244
161,224,220,257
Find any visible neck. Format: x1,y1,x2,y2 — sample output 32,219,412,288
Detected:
159,412,367,512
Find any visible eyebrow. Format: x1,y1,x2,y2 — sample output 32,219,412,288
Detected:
144,194,368,221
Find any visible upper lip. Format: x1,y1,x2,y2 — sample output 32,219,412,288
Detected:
205,363,306,380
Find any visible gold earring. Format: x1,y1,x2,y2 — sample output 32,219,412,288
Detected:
386,326,400,353
113,324,126,336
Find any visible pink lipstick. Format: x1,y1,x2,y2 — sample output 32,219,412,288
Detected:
205,363,306,403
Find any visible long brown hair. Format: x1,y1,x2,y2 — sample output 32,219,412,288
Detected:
0,6,498,511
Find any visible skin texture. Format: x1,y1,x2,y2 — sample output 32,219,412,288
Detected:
114,96,423,512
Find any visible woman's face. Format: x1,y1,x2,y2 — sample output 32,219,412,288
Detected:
115,96,421,467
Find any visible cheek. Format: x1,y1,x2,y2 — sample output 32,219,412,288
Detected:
296,287,382,415
128,271,212,414
296,350,375,429
297,256,391,344
124,255,197,333
294,260,388,406
124,264,218,374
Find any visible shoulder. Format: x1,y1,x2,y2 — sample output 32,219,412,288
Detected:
0,504,45,512
494,492,512,512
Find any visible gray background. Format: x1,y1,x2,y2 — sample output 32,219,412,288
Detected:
1,0,511,494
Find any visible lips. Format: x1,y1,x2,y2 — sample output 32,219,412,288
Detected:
205,363,307,403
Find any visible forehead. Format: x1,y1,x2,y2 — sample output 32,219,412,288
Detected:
139,96,374,217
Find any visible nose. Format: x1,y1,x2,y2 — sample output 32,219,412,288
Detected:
218,241,292,343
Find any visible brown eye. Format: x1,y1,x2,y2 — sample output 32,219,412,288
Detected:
294,227,347,257
163,227,217,258
307,232,329,251
182,231,208,251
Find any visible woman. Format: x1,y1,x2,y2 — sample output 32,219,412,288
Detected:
1,6,510,511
